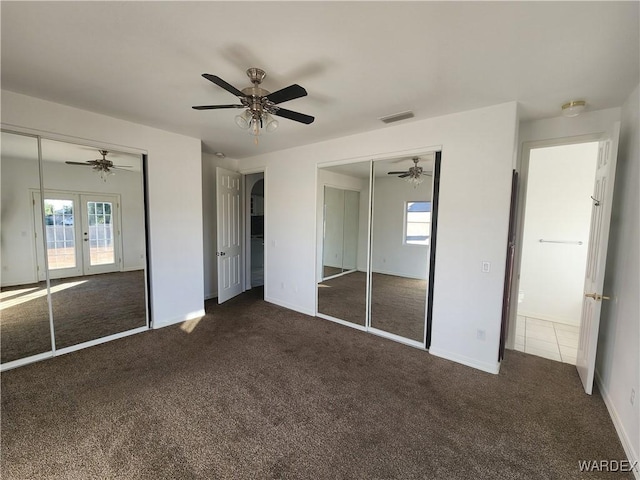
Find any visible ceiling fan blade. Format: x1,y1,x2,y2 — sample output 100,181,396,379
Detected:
387,171,409,175
398,174,410,178
112,166,134,170
202,74,246,98
423,172,433,176
65,161,92,166
264,84,307,105
192,104,244,110
273,107,314,125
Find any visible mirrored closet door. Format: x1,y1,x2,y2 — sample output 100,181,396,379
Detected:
1,131,53,364
317,162,370,327
0,131,149,369
317,152,439,348
369,155,433,344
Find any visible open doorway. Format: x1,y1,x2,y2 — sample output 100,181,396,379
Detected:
515,141,599,364
245,173,264,290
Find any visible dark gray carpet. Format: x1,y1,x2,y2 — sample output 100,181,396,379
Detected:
318,271,427,341
1,271,147,363
1,288,632,479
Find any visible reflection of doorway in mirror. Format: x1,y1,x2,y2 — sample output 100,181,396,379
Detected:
44,198,77,270
246,173,265,289
33,191,122,279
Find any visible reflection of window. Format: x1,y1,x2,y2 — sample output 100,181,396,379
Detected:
404,201,431,245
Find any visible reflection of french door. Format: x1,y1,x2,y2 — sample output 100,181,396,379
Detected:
33,191,122,279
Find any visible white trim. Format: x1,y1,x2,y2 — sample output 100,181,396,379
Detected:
239,166,266,176
368,327,426,350
429,346,501,374
0,325,150,372
508,133,604,350
1,352,54,372
153,309,206,329
1,123,148,157
317,144,443,169
265,296,315,317
317,313,367,332
595,370,640,479
55,326,148,356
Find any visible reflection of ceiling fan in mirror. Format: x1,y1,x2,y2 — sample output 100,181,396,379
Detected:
388,157,432,185
65,150,132,181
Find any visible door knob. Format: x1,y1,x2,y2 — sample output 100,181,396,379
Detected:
584,293,610,301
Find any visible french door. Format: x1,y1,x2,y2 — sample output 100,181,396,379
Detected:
34,191,122,279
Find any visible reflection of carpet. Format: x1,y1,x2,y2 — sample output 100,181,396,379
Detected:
318,271,367,326
370,273,427,342
317,272,427,341
1,271,147,364
322,265,343,278
0,288,628,480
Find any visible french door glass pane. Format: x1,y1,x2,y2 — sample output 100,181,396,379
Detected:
44,199,76,270
87,201,114,266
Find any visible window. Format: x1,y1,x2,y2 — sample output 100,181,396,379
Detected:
404,201,431,245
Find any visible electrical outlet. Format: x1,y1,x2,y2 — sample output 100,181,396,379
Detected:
477,329,486,341
482,261,491,273
631,388,635,406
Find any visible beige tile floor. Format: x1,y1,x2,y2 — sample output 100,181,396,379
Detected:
514,315,579,364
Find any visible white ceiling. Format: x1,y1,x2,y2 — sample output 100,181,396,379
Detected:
1,2,638,160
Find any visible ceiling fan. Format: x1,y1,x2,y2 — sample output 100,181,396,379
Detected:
192,68,314,135
388,157,432,182
65,150,133,176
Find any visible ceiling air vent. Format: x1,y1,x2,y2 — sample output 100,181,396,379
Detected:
379,110,415,124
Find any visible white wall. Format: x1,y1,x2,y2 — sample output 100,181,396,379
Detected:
371,175,431,279
1,149,40,286
2,90,205,328
202,153,239,299
244,102,518,374
518,143,598,325
596,85,640,471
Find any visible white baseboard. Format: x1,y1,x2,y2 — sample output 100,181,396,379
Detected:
428,346,500,374
371,268,427,281
517,310,579,327
264,296,315,317
595,370,640,479
204,291,218,301
153,309,206,329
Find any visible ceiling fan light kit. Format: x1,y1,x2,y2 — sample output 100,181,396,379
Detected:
64,149,132,182
387,157,431,187
193,68,314,144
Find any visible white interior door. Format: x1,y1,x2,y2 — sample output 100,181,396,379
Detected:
80,194,121,275
216,167,244,303
576,122,620,394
